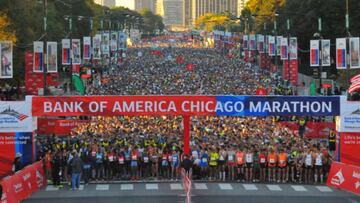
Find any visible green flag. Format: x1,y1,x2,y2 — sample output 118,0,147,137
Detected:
72,75,85,95
310,83,317,96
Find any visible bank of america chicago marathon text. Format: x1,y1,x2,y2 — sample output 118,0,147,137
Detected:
43,100,334,114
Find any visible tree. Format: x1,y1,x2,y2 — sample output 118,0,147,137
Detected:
140,8,164,35
0,12,16,43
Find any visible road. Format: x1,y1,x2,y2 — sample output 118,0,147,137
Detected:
25,182,360,203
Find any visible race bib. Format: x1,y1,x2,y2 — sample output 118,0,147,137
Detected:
228,156,234,161
260,158,266,163
269,158,275,164
202,158,208,163
109,156,114,162
119,157,124,164
144,157,149,163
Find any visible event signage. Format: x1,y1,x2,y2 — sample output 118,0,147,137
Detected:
93,34,101,60
349,37,360,69
276,36,282,56
249,35,256,50
33,41,44,72
32,96,340,117
289,37,298,60
46,42,57,73
0,161,47,203
0,98,33,132
0,41,13,79
339,132,360,166
268,36,276,56
280,37,288,60
336,38,347,69
337,96,360,132
242,35,248,50
71,39,81,65
327,161,360,195
61,39,71,65
321,40,331,67
83,37,91,60
310,40,319,67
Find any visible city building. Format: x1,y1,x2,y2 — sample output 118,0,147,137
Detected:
116,0,156,13
94,0,116,8
156,0,184,28
237,0,250,16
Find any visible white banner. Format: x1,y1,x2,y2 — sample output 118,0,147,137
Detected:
310,40,320,67
101,32,110,55
249,34,256,50
350,37,360,69
276,36,282,56
289,37,298,60
336,38,347,69
71,39,81,65
257,35,265,53
321,40,331,67
280,37,288,60
62,39,71,65
337,96,360,132
118,32,127,50
0,41,13,78
93,34,101,60
0,97,33,132
110,31,118,52
83,37,91,60
46,42,57,73
268,36,276,56
33,41,44,72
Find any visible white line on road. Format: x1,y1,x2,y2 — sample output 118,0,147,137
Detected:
218,183,233,190
243,184,258,190
316,186,333,192
146,183,158,190
291,185,307,192
266,185,282,191
194,183,208,190
96,184,109,191
170,183,183,190
121,184,134,190
45,185,59,191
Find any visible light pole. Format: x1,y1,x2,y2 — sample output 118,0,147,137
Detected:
345,0,351,88
42,0,48,95
286,19,291,85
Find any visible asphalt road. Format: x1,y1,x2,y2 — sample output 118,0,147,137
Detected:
25,182,360,203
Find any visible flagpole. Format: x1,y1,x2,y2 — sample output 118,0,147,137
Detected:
345,0,350,88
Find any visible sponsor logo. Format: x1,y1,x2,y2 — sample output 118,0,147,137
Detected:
331,169,345,186
0,107,28,121
353,171,360,179
36,169,44,187
356,181,360,190
14,182,23,193
351,108,360,115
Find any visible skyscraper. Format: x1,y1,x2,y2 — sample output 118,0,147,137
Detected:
116,0,156,13
237,0,250,16
183,0,242,28
156,0,184,27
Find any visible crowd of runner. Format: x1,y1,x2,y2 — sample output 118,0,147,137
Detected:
37,41,332,188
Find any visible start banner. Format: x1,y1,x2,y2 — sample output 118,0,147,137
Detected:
0,161,46,203
327,161,360,195
32,96,340,117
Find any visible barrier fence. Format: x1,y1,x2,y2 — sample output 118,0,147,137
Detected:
0,161,47,203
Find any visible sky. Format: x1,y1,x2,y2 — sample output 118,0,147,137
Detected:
115,0,134,9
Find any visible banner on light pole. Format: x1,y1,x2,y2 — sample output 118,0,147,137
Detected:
310,40,319,67
101,32,110,55
249,34,256,50
0,41,13,78
257,35,265,53
33,41,44,72
336,38,347,69
46,42,57,73
350,37,360,69
93,34,101,60
321,40,331,67
110,31,118,52
83,37,91,60
62,39,71,65
289,37,298,60
268,36,276,56
71,39,81,65
276,36,282,56
242,35,248,50
280,37,288,60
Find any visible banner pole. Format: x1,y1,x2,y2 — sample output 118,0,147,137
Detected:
183,116,190,156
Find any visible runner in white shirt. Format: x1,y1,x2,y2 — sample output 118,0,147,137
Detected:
314,148,324,184
245,148,254,182
303,148,313,184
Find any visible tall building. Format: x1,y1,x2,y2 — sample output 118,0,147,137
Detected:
237,0,250,16
94,0,116,8
116,0,156,13
182,0,241,28
156,0,184,27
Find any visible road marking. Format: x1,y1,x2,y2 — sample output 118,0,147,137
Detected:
218,183,233,190
266,185,282,191
291,185,307,192
316,186,333,192
146,184,158,190
194,183,208,190
243,184,258,191
96,184,109,191
45,185,59,191
121,184,134,190
170,183,183,190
